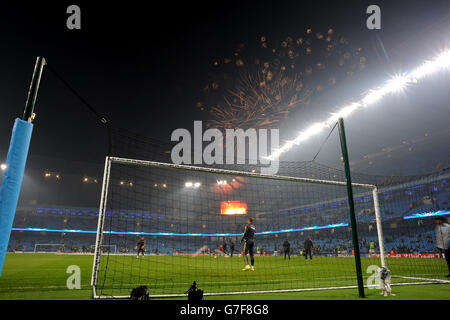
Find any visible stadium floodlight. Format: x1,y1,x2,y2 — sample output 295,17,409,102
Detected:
326,103,362,125
0,164,6,171
384,75,410,93
436,50,450,67
361,90,383,106
267,49,450,160
267,122,328,160
411,51,450,80
186,181,201,188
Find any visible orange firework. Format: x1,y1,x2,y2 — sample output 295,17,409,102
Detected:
197,28,367,132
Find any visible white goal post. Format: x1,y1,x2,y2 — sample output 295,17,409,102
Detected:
34,243,64,253
90,156,389,299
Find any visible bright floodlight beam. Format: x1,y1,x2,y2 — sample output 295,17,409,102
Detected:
0,164,6,171
267,49,450,161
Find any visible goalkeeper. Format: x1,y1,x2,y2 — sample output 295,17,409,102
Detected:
240,217,256,271
135,237,145,259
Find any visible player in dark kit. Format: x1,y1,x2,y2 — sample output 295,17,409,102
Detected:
223,241,228,255
304,235,313,260
283,239,291,260
240,217,256,271
136,237,145,259
230,240,235,258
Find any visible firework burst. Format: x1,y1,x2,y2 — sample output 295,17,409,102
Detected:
197,28,367,131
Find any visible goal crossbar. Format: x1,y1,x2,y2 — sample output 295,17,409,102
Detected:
107,156,377,189
34,243,63,253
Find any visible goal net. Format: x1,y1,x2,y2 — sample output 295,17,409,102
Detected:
89,244,117,254
92,156,377,298
91,156,450,298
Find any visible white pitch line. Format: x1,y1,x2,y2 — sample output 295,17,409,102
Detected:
97,280,450,298
394,275,450,284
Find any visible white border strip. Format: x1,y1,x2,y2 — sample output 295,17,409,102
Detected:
395,275,450,284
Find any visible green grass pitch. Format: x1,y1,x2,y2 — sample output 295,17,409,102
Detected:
0,253,449,300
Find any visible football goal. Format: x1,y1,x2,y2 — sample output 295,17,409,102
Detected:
34,243,64,253
91,156,450,298
91,156,395,298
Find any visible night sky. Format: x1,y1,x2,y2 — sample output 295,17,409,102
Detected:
1,0,450,176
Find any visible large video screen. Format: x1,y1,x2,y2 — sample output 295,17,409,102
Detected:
220,201,248,215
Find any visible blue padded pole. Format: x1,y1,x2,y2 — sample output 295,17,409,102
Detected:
0,119,33,276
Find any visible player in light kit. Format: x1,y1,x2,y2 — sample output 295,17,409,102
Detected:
378,267,395,296
136,237,145,259
240,217,256,271
435,216,450,277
